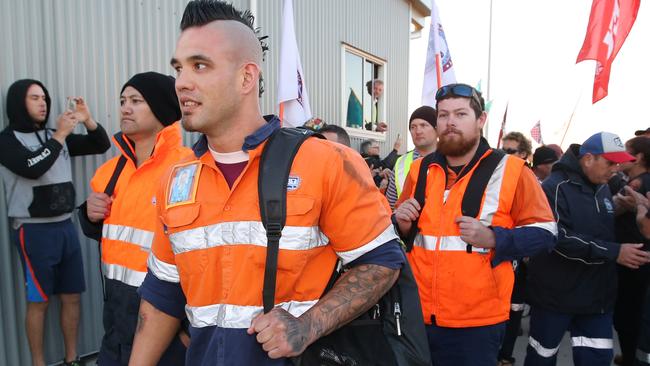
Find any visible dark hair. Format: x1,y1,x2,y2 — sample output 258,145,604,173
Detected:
627,136,650,169
180,0,269,96
502,131,533,159
365,79,383,96
320,124,351,147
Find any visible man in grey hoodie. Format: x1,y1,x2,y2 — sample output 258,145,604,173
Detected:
0,79,110,366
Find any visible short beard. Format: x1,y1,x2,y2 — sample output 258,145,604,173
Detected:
181,115,199,132
437,130,479,157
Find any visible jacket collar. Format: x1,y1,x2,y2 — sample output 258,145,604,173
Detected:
553,144,601,193
192,115,281,158
113,122,183,165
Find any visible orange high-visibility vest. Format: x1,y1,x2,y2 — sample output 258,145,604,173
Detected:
90,123,192,287
403,149,549,328
148,136,397,329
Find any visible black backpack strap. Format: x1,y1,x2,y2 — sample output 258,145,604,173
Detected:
404,153,436,252
104,155,128,196
78,155,128,241
259,128,315,313
461,149,505,253
76,154,128,301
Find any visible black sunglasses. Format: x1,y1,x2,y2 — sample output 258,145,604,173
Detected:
435,83,483,110
502,148,519,155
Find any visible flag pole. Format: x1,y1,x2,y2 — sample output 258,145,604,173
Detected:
435,54,443,89
484,0,494,137
560,92,583,147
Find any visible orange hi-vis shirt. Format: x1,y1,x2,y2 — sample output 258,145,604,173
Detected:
397,144,556,328
147,130,398,330
89,123,192,287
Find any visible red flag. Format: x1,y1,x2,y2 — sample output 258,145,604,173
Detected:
531,120,543,144
576,0,640,103
496,104,508,149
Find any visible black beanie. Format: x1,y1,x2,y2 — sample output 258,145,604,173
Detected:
409,106,437,128
121,72,181,126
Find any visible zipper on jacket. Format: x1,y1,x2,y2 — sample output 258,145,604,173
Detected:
394,302,402,336
594,185,605,213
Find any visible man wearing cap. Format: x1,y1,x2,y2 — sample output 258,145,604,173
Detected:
78,72,190,365
532,146,559,182
525,132,650,366
385,105,438,209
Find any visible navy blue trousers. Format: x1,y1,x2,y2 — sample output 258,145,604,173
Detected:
635,288,650,365
524,306,613,366
425,321,506,366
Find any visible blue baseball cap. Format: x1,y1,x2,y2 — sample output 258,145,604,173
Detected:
579,132,635,163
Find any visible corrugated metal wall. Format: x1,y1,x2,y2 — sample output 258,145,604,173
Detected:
0,0,413,364
257,0,411,156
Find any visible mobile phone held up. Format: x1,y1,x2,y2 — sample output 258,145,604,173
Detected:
66,97,76,112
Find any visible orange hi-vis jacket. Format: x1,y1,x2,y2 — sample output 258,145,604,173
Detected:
398,145,556,328
147,132,398,330
90,123,192,287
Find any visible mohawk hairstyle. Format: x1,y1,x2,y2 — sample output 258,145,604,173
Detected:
180,0,269,96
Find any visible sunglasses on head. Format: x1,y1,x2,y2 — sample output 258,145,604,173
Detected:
435,84,483,110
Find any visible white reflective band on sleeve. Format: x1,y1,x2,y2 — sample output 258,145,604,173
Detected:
636,348,650,364
511,303,525,311
516,221,558,236
169,221,329,255
147,253,180,283
529,336,561,358
186,299,318,328
102,224,154,251
571,336,613,349
336,224,399,265
102,262,146,287
478,153,508,225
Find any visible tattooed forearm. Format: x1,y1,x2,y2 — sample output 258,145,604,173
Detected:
301,264,399,344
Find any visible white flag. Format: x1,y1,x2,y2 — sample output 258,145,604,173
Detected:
421,0,456,107
277,0,312,127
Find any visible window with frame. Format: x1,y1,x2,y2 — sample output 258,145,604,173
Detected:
342,45,386,137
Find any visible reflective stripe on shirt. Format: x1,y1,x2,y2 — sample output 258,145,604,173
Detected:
186,299,318,328
169,221,329,255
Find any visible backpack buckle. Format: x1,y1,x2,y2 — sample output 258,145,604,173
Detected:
266,222,283,240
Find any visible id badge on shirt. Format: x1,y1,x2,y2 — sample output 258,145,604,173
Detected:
166,162,202,208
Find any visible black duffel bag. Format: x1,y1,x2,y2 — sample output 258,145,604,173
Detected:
258,128,431,366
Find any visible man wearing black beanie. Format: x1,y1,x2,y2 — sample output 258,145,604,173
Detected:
385,105,438,209
78,72,190,365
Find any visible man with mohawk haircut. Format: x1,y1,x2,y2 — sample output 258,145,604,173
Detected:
130,1,405,365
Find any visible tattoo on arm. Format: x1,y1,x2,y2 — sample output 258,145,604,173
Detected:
301,264,399,345
136,312,145,334
271,308,312,354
